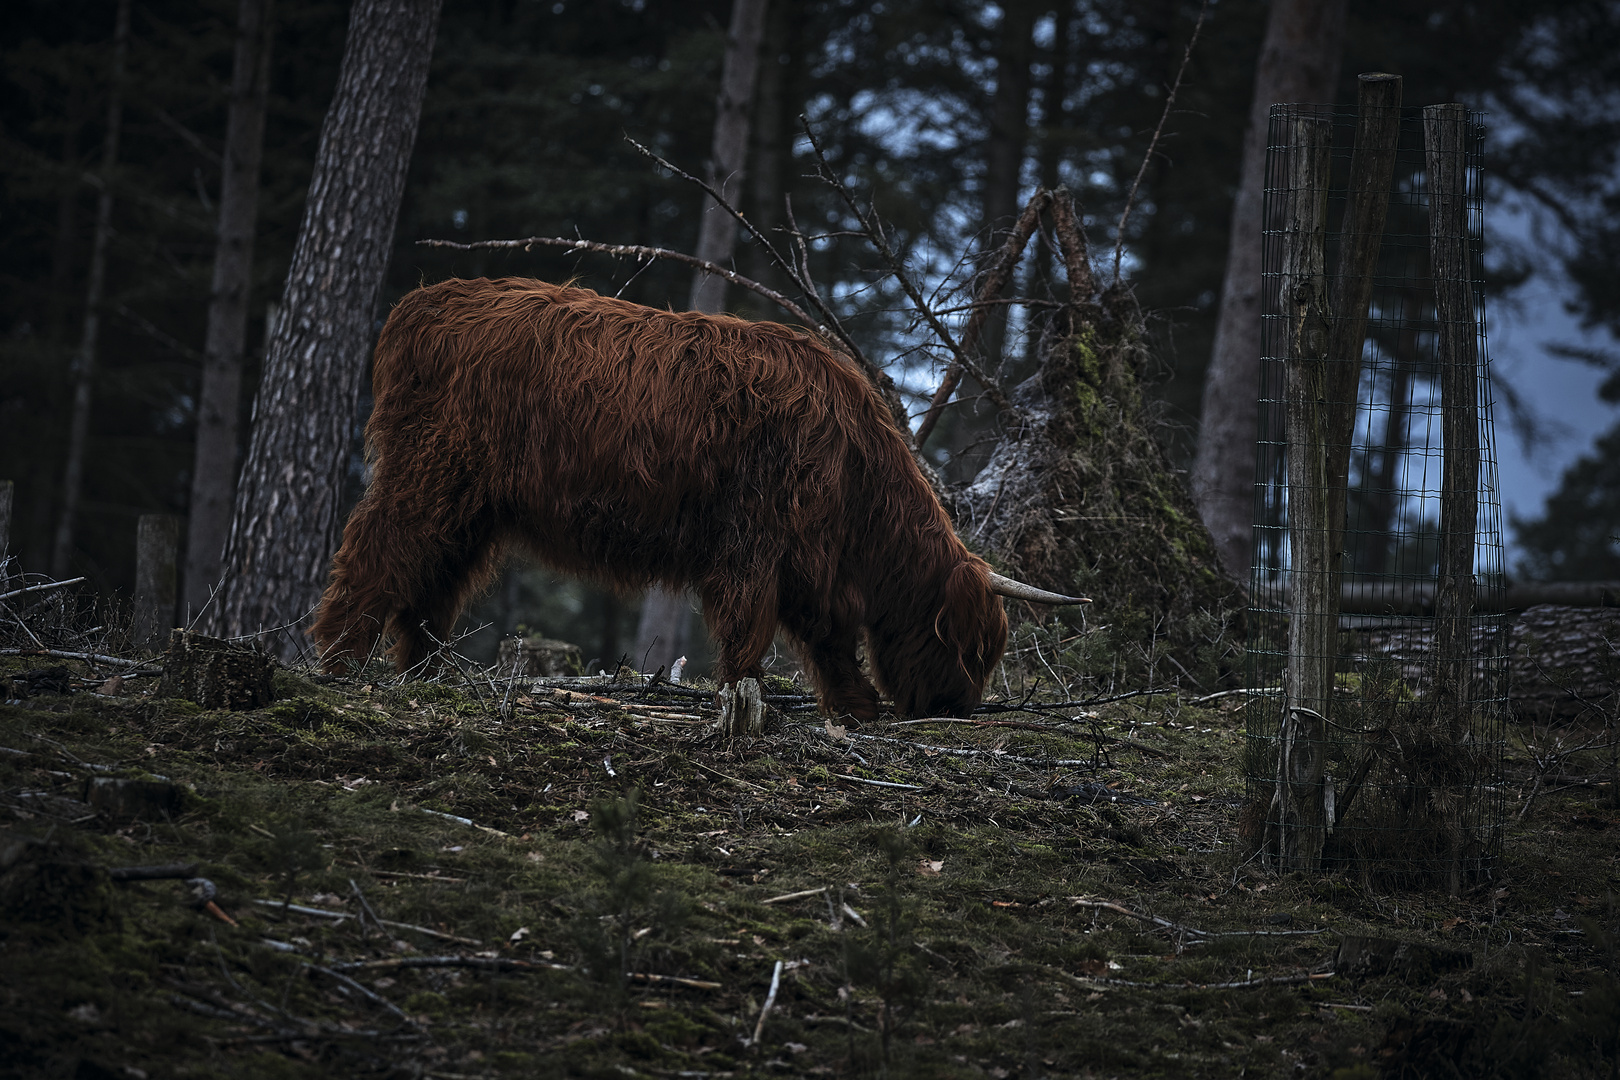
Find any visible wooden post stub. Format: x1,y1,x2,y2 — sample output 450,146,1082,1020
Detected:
718,677,766,737
159,629,275,710
1274,113,1334,872
132,513,181,651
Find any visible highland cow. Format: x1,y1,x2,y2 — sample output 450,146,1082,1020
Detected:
310,277,1081,723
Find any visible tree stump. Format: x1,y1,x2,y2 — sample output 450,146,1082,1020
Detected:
717,678,765,737
159,630,274,710
497,635,583,677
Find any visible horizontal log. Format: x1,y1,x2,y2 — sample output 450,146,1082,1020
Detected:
1254,581,1620,616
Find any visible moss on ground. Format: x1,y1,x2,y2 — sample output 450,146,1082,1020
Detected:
0,660,1615,1078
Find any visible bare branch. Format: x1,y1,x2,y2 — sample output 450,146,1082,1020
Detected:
801,118,1019,424
915,188,1051,446
418,236,821,331
1113,0,1210,282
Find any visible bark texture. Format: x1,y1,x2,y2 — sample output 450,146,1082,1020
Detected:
131,514,181,651
52,0,130,578
1191,0,1348,580
184,0,275,619
211,0,441,656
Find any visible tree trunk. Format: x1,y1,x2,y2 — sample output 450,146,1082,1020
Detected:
974,0,1038,383
132,514,181,651
210,0,442,657
1190,0,1348,580
184,0,275,621
51,0,130,579
634,0,768,678
687,0,768,314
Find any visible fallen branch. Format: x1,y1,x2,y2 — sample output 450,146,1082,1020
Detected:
763,886,830,905
329,955,571,974
1067,897,1326,942
0,647,161,673
629,972,723,991
0,577,87,603
416,806,511,837
251,899,482,946
815,725,1108,769
833,772,925,791
747,960,785,1047
691,759,769,792
303,962,418,1029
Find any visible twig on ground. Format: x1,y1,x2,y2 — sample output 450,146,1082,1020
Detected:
1067,897,1326,943
691,759,769,792
763,886,830,905
251,900,482,946
416,807,511,837
303,962,418,1029
1187,687,1280,705
629,972,723,990
330,955,571,974
815,725,1109,769
833,772,925,791
747,960,785,1047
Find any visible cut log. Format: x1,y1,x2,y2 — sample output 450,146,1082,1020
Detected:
497,635,583,677
159,629,275,710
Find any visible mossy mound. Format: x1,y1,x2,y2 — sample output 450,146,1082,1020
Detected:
954,285,1244,689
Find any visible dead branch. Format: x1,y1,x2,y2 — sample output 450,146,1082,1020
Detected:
418,236,822,340
0,577,87,603
915,188,1053,446
800,119,1017,422
625,137,917,446
1112,0,1210,281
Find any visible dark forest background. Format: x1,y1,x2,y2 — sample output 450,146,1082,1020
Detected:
3,0,1618,669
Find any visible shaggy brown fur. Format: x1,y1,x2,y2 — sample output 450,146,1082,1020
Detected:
310,277,1007,722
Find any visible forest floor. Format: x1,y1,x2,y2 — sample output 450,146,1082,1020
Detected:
1,650,1617,1079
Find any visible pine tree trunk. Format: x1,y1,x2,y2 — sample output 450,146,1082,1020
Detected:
51,0,130,579
184,0,275,620
210,0,442,657
634,0,767,677
1190,0,1347,579
976,0,1037,376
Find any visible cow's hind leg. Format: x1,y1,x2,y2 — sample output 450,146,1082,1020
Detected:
311,481,501,675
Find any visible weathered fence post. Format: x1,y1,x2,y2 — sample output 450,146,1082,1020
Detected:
1424,103,1482,896
132,514,181,650
1268,113,1334,871
1424,103,1480,725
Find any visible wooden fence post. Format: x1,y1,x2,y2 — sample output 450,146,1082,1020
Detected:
1268,113,1334,872
1424,103,1480,725
132,514,181,651
1425,103,1482,896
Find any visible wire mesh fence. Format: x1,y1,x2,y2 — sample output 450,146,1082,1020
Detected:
1245,94,1508,892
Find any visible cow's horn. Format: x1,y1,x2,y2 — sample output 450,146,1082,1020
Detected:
987,572,1092,605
